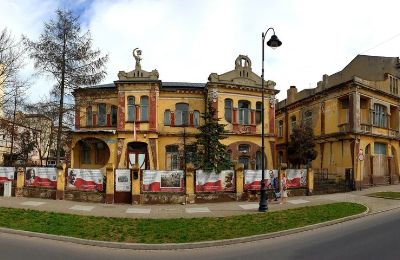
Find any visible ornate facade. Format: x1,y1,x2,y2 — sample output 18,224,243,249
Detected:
71,50,278,174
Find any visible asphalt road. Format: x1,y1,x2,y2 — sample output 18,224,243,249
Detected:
1,208,400,260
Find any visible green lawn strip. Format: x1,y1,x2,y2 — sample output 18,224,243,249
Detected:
366,192,400,200
0,202,365,244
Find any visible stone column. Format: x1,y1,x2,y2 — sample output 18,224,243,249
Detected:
185,163,195,204
307,168,314,195
16,167,25,197
235,163,244,200
56,163,66,200
131,164,141,204
105,163,115,204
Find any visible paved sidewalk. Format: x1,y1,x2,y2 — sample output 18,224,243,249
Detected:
0,184,399,219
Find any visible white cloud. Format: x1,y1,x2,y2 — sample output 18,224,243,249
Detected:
1,0,400,102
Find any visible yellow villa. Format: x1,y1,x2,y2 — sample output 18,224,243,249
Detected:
276,55,400,189
71,50,278,200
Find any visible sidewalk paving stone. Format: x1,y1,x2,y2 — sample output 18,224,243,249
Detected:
69,205,94,212
185,207,211,213
20,201,46,207
239,204,259,210
288,199,310,204
126,208,151,214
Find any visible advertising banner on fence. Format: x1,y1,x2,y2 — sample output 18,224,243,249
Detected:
25,167,57,188
0,167,15,183
142,170,184,192
67,168,104,191
244,170,278,190
286,169,307,188
115,169,131,192
195,170,235,192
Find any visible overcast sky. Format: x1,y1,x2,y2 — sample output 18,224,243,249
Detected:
1,0,400,101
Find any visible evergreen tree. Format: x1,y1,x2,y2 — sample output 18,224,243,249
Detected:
24,9,108,164
287,125,317,168
194,101,230,173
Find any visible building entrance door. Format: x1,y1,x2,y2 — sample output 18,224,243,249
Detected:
114,142,149,204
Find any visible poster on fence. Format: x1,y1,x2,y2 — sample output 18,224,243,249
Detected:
115,169,131,192
244,170,278,190
142,170,184,192
67,168,104,191
195,170,235,192
25,167,57,188
0,167,15,183
286,169,307,188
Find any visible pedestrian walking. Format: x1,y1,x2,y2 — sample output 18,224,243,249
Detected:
280,172,288,204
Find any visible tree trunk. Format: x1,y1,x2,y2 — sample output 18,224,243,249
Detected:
9,89,17,166
56,27,67,164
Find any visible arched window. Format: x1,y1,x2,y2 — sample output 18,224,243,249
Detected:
256,102,262,124
98,103,106,126
140,96,149,121
224,99,233,123
175,103,189,126
164,110,171,126
86,106,92,127
193,110,200,126
239,144,250,154
127,96,135,121
238,100,250,125
111,106,118,126
255,150,262,170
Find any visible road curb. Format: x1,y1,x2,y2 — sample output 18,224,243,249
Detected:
0,203,373,250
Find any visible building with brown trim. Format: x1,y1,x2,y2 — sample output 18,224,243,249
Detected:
276,55,400,188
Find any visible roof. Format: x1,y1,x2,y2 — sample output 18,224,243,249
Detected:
79,82,206,90
161,82,205,89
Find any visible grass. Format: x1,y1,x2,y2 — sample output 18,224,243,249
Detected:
0,202,366,244
366,192,400,200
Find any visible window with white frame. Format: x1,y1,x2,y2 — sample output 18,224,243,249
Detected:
166,145,180,170
175,103,189,126
224,99,233,123
140,96,149,121
238,100,250,125
278,120,283,137
373,104,387,128
98,103,106,126
127,96,136,121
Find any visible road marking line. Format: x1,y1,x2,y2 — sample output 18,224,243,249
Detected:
69,205,94,211
126,208,151,214
185,207,211,213
21,201,45,207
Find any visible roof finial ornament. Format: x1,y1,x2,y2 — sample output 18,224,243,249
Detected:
133,48,142,70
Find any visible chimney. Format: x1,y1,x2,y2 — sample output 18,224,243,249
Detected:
287,86,297,104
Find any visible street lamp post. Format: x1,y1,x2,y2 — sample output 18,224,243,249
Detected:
259,28,282,212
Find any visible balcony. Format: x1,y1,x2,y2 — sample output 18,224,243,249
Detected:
360,123,372,133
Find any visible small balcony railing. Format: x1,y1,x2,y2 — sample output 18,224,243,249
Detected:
338,123,349,133
360,123,372,132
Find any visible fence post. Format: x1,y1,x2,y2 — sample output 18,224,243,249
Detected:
307,168,314,196
185,163,195,204
15,167,25,197
105,163,115,204
131,163,141,204
56,163,66,200
235,163,244,200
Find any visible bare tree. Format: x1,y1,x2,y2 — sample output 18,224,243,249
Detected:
24,9,108,164
0,28,25,89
